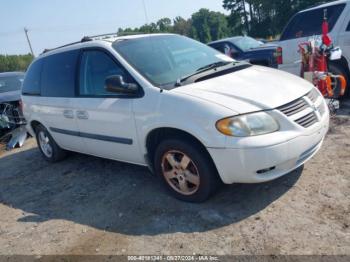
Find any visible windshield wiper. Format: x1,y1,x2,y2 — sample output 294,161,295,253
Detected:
175,61,234,86
196,61,231,72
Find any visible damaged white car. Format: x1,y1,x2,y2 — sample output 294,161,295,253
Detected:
22,34,329,202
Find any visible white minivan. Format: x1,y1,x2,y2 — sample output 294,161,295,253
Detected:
276,0,350,94
22,34,329,202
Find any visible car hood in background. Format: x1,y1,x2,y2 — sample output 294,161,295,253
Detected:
173,65,312,114
0,90,21,103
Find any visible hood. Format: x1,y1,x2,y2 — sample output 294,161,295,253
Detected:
0,90,21,103
173,66,313,114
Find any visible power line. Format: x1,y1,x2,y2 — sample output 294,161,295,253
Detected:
0,29,23,36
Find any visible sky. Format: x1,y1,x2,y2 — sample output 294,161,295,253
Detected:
0,0,227,56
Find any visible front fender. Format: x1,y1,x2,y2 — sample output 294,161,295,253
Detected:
133,89,234,156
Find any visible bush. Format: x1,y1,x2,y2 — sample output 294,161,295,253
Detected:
0,54,34,73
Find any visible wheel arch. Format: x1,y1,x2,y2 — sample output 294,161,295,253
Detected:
145,127,219,177
329,56,350,78
329,56,350,96
30,120,43,132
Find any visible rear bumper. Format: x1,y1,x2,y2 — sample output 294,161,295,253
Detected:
208,116,329,184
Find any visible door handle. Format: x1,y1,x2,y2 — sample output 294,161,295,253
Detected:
76,110,89,120
63,110,74,119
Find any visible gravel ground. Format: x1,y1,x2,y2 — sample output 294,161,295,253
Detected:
0,102,349,256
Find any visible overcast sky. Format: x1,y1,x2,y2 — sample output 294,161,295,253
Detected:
0,0,227,55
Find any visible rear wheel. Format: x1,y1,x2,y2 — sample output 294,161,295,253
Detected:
35,125,67,162
154,139,220,202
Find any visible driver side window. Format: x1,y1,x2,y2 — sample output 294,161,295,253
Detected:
79,50,133,96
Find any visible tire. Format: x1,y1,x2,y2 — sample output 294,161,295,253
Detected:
35,124,67,162
154,139,221,203
328,63,350,98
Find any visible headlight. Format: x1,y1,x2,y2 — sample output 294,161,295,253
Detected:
216,112,279,137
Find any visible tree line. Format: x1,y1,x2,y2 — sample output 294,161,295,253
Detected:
0,54,34,73
1,0,326,72
223,0,324,38
118,0,325,42
117,9,231,44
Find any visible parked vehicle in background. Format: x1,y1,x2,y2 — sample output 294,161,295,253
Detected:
22,34,329,202
0,72,25,132
0,72,27,149
0,72,24,104
208,36,282,68
276,0,350,95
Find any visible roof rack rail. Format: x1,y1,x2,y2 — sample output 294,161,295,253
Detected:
41,40,82,55
81,32,120,42
41,32,120,55
117,31,148,36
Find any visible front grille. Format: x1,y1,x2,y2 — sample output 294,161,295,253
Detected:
295,112,318,128
306,89,319,103
277,89,322,129
277,98,308,117
0,101,24,125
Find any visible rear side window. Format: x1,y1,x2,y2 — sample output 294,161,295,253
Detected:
210,43,232,53
22,60,43,96
347,20,350,31
41,50,79,97
210,42,238,57
280,4,346,41
209,43,224,53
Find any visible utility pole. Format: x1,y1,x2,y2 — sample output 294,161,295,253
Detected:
24,28,34,57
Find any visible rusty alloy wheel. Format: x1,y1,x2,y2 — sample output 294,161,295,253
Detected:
161,150,200,195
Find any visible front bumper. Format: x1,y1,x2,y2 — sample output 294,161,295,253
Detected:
208,110,329,184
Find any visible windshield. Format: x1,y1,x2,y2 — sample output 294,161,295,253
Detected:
113,35,234,87
231,36,263,52
0,74,24,93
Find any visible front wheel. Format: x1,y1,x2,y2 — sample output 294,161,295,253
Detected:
154,139,220,202
35,125,67,162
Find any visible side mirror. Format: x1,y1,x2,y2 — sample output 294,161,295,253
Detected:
105,75,138,94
